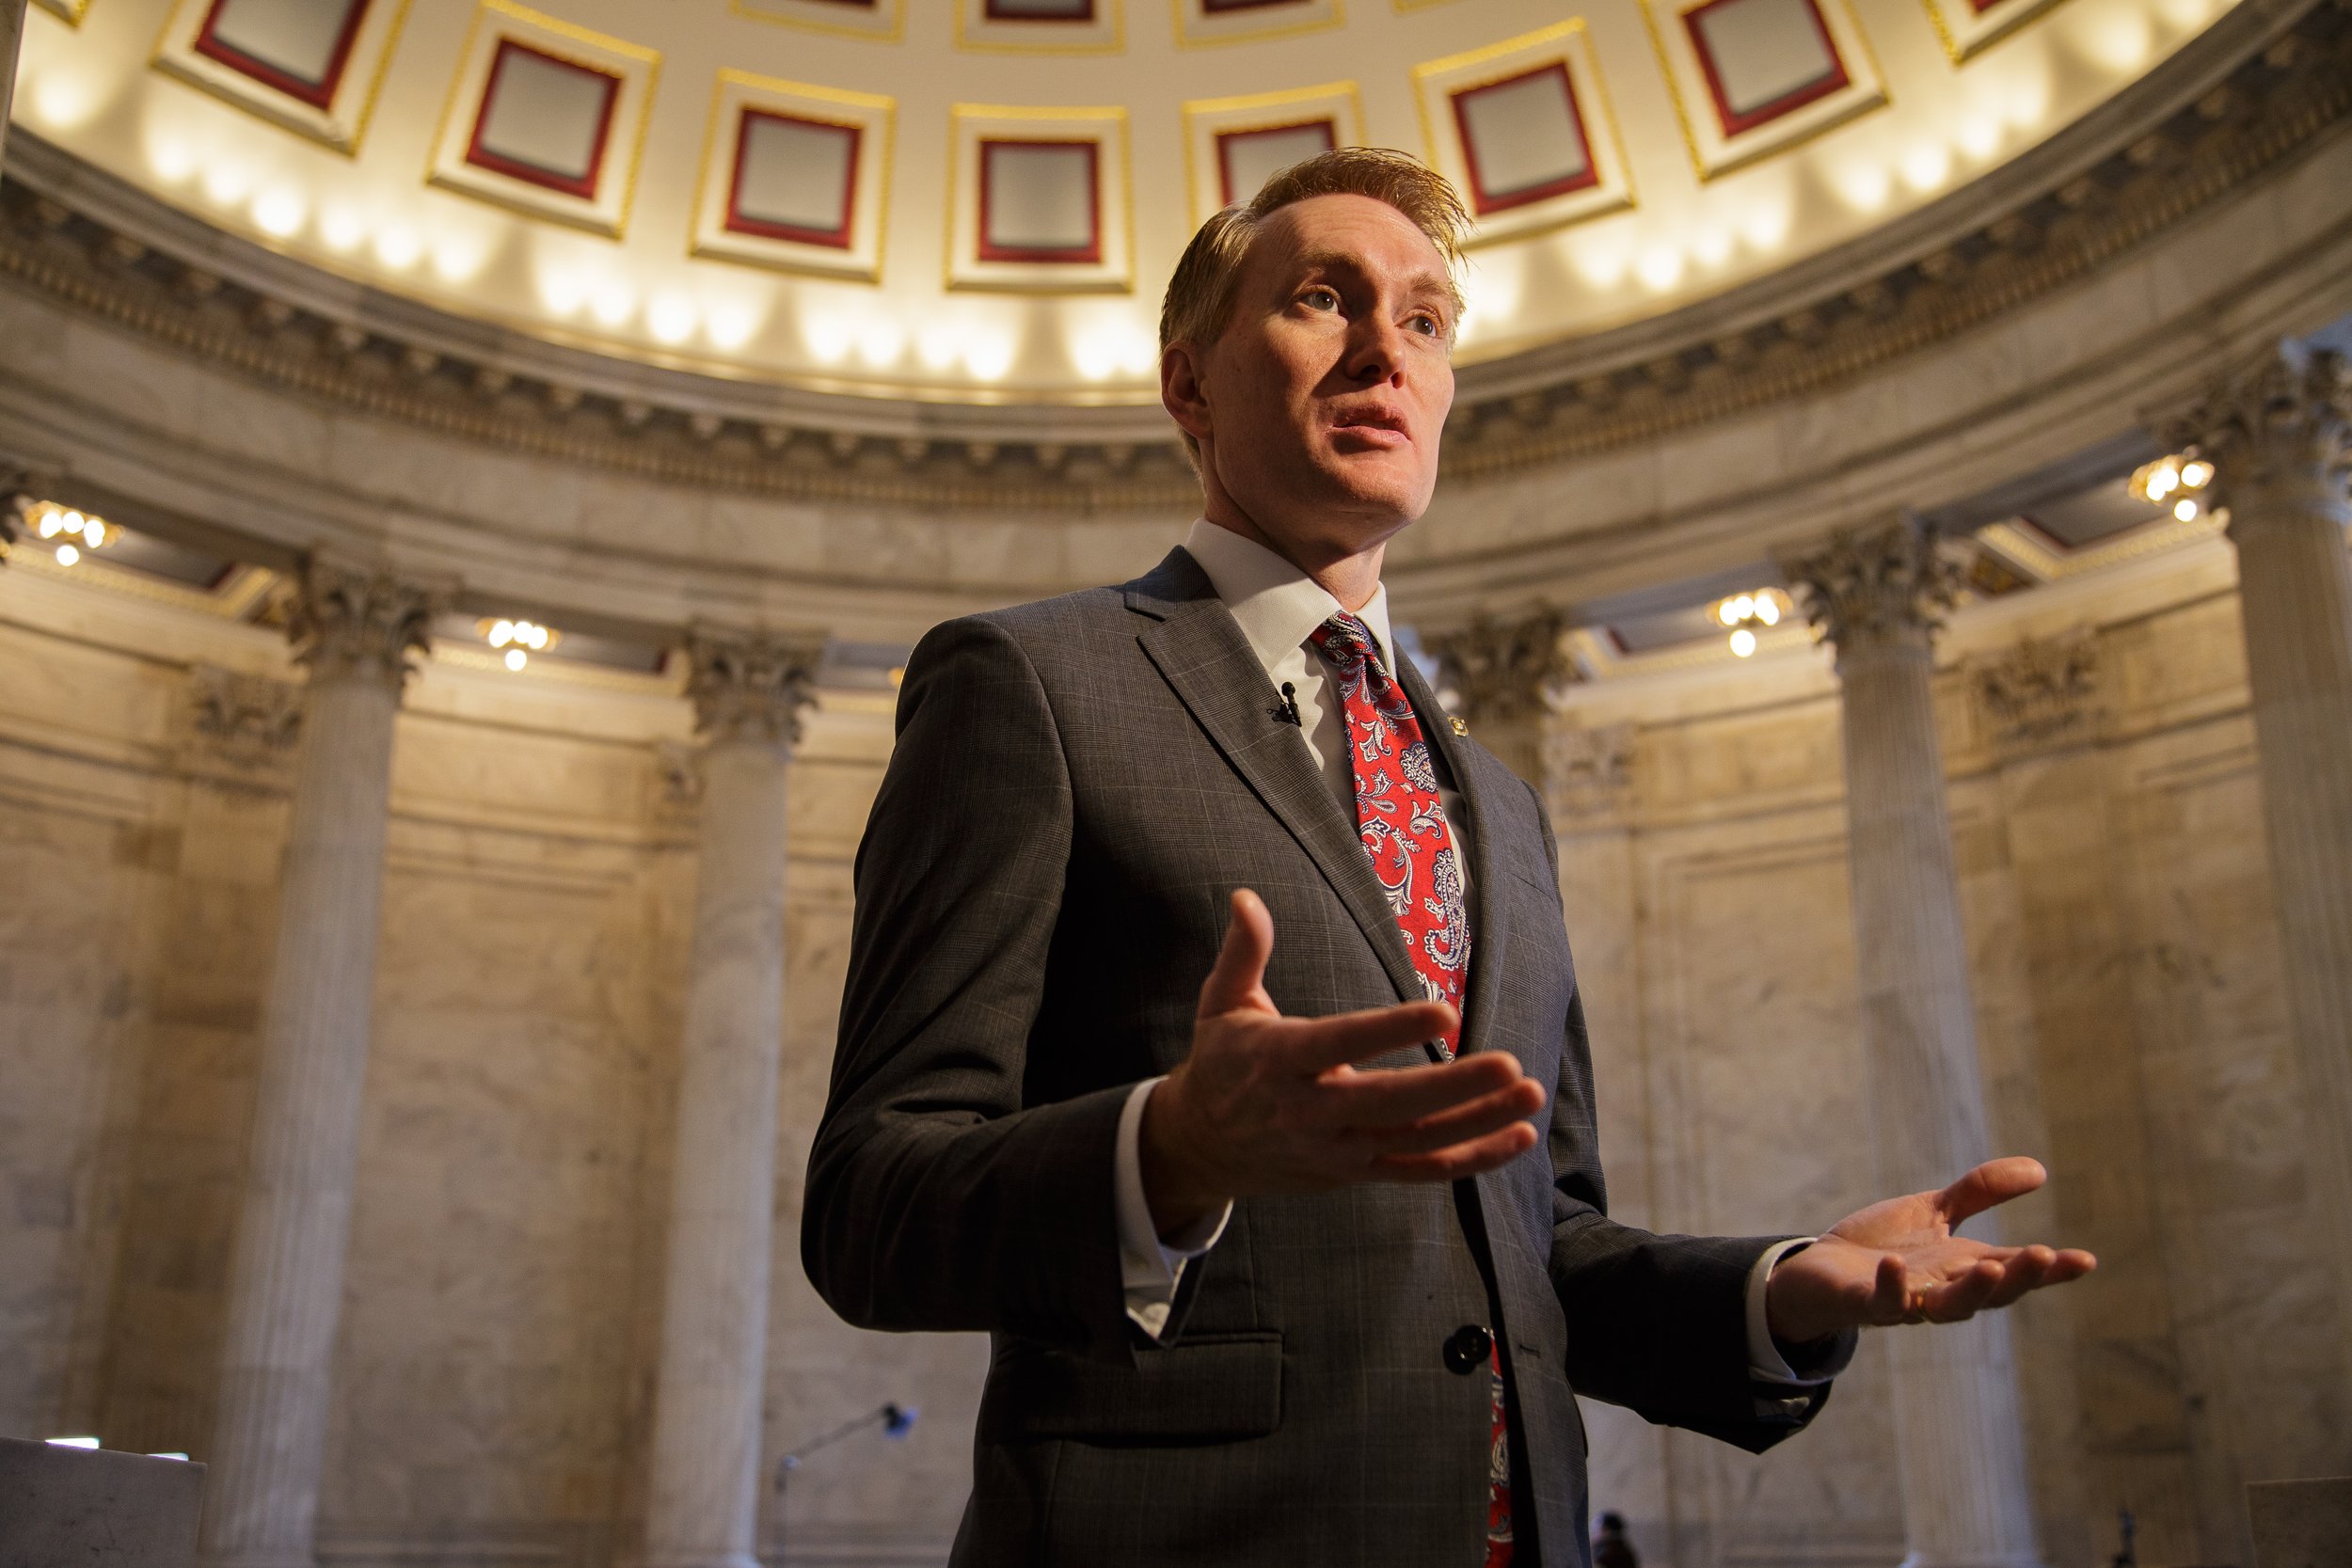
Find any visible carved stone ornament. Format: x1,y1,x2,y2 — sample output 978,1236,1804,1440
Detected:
0,465,29,553
1540,721,1635,820
185,665,304,776
685,626,823,747
286,558,438,687
650,737,704,834
1780,515,1963,657
2159,340,2352,515
1422,607,1577,723
1971,633,2103,752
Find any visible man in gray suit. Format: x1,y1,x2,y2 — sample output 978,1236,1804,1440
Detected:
803,150,2092,1567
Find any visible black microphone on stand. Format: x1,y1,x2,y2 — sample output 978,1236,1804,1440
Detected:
1273,682,1303,726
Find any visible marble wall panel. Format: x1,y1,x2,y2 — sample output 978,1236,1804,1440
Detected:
2112,724,2350,1564
763,879,988,1561
322,829,667,1558
95,774,288,1460
1631,812,1908,1566
1989,738,2201,1567
0,788,157,1439
1636,695,1843,824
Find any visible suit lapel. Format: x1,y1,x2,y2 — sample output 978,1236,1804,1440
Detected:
1126,552,1429,1013
1392,653,1508,1063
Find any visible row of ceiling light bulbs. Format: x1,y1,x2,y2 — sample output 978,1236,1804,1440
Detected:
1715,588,1788,657
25,501,113,565
480,617,557,671
2131,452,2215,519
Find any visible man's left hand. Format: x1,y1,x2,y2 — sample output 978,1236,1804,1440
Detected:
1765,1156,2096,1347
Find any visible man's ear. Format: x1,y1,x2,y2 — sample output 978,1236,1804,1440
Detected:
1160,341,1213,446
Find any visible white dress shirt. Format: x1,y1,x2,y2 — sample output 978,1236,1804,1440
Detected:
1112,519,1847,1390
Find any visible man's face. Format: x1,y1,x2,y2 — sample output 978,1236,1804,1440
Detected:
1177,193,1456,566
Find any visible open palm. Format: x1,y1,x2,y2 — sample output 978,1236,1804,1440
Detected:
1765,1156,2097,1346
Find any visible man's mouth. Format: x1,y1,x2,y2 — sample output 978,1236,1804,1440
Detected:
1330,407,1410,446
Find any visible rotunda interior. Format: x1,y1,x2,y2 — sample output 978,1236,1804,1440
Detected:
1,0,2348,1563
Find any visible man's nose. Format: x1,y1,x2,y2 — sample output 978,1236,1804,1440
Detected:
1343,319,1408,386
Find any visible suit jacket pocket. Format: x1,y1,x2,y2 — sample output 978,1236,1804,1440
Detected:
977,1331,1283,1446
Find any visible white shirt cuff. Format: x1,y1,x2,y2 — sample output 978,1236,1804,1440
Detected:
1745,1237,1857,1386
1115,1077,1232,1340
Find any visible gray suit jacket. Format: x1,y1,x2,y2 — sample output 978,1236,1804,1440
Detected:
804,549,1828,1568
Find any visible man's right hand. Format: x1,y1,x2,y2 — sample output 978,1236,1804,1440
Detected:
1138,888,1548,1240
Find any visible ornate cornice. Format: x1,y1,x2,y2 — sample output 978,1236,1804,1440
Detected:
288,559,438,688
1782,515,1963,658
1422,606,1575,723
0,3,2343,511
685,626,823,748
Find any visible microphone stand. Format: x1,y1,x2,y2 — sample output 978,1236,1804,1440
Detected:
770,1402,916,1565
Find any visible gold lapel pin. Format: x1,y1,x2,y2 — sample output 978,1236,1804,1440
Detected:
1450,716,1470,736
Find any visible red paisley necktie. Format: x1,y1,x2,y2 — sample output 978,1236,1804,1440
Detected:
1307,614,1472,1053
1306,613,1512,1567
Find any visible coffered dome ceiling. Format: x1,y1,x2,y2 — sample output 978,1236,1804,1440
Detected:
14,0,2239,410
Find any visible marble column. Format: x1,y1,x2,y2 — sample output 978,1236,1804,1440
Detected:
1422,604,1575,785
2165,341,2352,1373
642,626,822,1568
199,562,437,1568
1785,517,2045,1568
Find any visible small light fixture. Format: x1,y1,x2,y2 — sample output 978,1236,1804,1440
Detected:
2132,451,2215,514
32,502,112,554
1713,588,1785,657
479,616,559,672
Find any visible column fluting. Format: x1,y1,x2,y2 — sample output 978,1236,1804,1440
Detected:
199,561,437,1568
641,627,821,1568
1786,517,2046,1568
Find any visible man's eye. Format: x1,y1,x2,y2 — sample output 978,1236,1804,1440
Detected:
1408,312,1441,336
1302,288,1340,311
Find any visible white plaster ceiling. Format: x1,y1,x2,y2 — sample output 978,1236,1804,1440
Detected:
14,0,2235,404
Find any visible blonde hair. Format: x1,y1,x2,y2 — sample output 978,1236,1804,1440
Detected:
1159,147,1470,466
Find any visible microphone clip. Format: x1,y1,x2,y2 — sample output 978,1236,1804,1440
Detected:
1272,681,1304,727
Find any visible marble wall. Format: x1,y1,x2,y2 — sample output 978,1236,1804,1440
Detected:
0,568,985,1568
1549,554,2350,1568
1,534,2344,1568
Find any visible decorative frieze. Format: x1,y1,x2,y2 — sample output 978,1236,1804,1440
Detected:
650,737,704,839
1422,606,1575,724
287,560,438,688
184,666,304,783
1539,721,1635,824
685,627,824,748
1780,515,1963,659
1970,634,2104,755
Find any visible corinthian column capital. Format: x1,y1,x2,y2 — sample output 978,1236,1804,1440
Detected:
686,626,824,747
2161,340,2352,515
1422,605,1576,724
287,558,439,688
1779,514,1961,660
